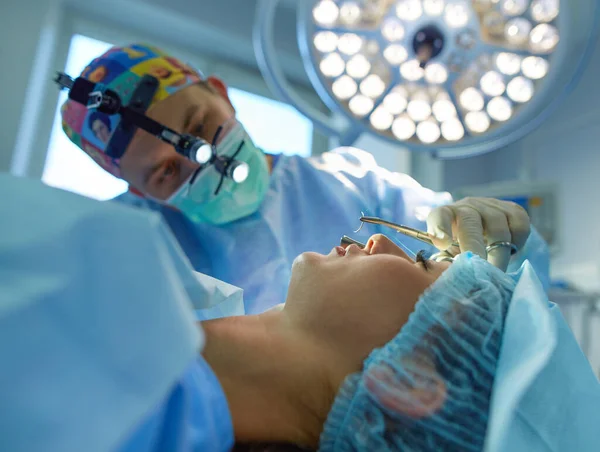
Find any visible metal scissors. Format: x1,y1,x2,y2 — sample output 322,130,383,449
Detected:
340,216,517,261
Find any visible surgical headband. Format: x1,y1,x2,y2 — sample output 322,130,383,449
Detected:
320,253,516,451
60,44,203,178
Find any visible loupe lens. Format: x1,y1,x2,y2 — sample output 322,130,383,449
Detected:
231,161,249,183
193,143,213,164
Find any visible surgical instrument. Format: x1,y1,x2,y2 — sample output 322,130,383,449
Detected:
359,216,518,255
340,234,453,263
340,235,365,249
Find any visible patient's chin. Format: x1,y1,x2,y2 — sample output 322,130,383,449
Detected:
291,252,323,275
266,303,285,312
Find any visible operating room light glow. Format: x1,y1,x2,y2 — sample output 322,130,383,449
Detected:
310,0,561,146
314,0,339,25
384,44,409,65
400,59,424,81
360,74,386,98
496,52,522,75
396,0,423,21
487,96,513,121
370,107,394,130
423,0,445,16
433,98,456,122
445,2,470,28
382,19,405,41
349,94,374,116
384,88,409,114
346,54,371,78
338,33,363,55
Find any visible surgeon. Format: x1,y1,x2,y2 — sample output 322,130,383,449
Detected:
60,43,548,313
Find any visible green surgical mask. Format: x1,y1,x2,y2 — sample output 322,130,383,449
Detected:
167,121,270,225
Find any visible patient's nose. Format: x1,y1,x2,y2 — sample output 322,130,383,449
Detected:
367,234,412,261
344,243,369,257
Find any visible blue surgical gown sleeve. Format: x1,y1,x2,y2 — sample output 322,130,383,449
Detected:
0,174,236,452
323,147,453,232
324,148,551,288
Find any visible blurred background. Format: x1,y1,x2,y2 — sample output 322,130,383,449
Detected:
1,0,599,372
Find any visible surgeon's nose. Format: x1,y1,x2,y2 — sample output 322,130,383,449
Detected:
366,234,411,261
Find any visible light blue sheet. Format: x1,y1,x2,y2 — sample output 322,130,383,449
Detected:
486,262,600,451
0,173,240,452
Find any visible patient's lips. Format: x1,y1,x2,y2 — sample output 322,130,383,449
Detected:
335,246,347,257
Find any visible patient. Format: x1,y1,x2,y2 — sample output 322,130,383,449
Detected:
202,234,515,450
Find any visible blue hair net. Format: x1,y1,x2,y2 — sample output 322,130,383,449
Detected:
320,253,516,451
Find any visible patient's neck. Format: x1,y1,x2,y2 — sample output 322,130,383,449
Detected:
201,310,335,448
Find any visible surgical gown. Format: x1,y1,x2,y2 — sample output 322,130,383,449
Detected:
0,173,241,452
115,148,550,314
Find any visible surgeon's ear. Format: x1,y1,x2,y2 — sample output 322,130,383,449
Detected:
364,359,447,420
206,76,234,108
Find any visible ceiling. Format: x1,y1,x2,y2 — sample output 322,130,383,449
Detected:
137,0,304,74
68,0,310,85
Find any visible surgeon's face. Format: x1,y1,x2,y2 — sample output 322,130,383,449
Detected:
284,234,450,378
119,79,236,200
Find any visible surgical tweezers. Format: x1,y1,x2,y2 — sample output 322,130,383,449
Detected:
359,216,461,249
340,235,366,249
359,216,518,255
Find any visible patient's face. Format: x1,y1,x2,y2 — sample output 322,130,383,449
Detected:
284,234,450,375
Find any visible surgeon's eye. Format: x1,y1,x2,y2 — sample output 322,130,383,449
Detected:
416,250,430,271
164,162,176,177
190,123,204,137
157,160,179,186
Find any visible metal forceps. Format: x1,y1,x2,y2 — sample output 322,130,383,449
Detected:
360,215,518,256
344,216,459,262
359,216,461,249
340,216,517,262
339,217,450,252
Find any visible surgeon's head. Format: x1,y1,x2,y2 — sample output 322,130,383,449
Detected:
119,78,237,200
60,43,270,225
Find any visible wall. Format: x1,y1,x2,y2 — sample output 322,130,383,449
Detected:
352,134,412,175
1,0,67,176
328,111,412,174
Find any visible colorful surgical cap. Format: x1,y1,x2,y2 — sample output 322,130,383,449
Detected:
320,253,516,452
60,43,203,178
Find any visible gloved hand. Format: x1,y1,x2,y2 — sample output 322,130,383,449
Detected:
426,197,530,271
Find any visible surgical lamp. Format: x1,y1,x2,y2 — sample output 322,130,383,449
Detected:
254,0,599,158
